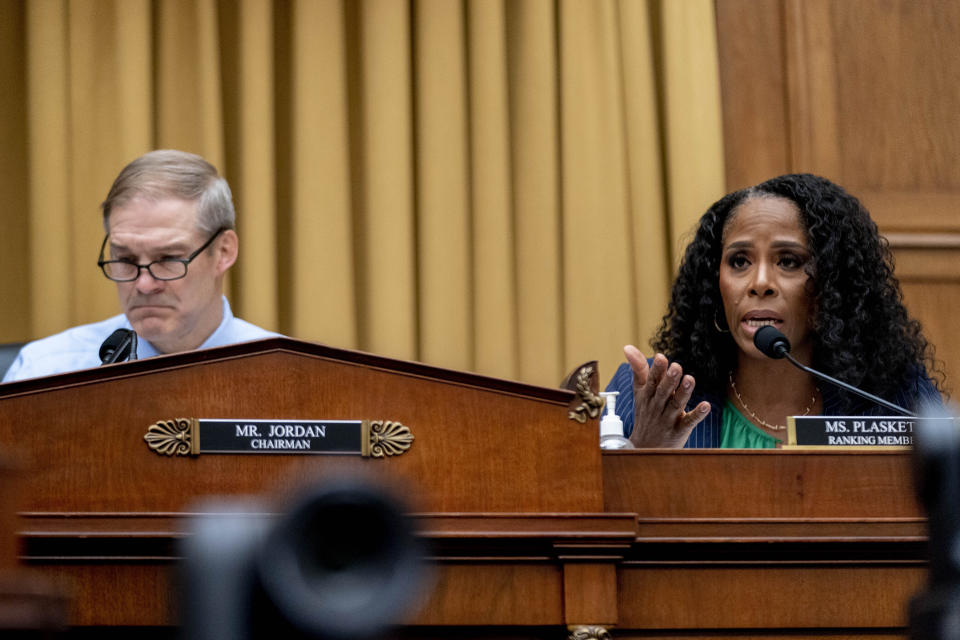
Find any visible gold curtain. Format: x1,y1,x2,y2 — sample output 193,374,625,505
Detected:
0,0,725,388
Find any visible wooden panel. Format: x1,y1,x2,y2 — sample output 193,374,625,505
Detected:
603,450,921,521
604,450,926,635
0,462,15,569
783,0,841,178
829,2,960,188
31,561,565,628
0,339,602,514
42,564,173,627
715,0,790,190
895,244,960,395
618,563,924,629
893,244,960,281
415,563,563,626
17,512,639,541
720,0,960,200
0,461,67,632
862,192,960,234
0,571,68,631
562,563,617,626
17,510,638,628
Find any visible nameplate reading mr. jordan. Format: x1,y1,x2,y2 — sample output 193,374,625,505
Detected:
210,420,358,453
144,418,413,458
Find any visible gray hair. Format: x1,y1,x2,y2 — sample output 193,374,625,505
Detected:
101,150,235,234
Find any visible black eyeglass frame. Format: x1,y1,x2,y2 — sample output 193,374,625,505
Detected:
97,228,226,282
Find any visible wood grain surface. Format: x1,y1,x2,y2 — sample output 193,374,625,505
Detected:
0,341,936,636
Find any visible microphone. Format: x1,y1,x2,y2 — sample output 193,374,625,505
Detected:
99,329,139,365
754,325,790,359
752,325,915,417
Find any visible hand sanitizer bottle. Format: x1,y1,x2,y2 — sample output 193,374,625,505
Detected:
599,391,634,450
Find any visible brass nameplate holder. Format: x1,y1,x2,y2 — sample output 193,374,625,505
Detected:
144,419,413,458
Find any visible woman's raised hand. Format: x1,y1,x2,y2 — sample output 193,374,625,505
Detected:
624,345,711,448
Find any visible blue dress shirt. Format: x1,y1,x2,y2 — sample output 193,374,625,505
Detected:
2,296,277,383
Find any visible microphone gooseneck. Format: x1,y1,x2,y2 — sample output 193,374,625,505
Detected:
751,325,915,417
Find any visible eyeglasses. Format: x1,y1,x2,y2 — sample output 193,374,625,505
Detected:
98,228,225,282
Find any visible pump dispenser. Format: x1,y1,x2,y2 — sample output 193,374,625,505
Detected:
598,391,634,450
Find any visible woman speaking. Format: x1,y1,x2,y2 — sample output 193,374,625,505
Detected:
605,174,944,448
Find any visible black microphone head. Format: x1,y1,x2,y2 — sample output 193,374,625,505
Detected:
753,325,790,359
100,328,136,364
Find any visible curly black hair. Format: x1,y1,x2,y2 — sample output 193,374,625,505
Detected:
652,173,942,412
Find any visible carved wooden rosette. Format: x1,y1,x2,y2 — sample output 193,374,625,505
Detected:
143,418,198,456
564,364,604,424
568,625,611,640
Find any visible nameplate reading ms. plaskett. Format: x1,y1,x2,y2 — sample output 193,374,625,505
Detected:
786,415,954,449
143,419,413,458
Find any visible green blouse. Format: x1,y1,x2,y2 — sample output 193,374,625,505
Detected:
719,400,781,449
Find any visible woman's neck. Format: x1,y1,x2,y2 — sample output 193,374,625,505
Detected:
729,354,821,432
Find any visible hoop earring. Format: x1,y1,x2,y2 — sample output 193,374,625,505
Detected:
713,308,729,334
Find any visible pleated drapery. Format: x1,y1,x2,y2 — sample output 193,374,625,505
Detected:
0,0,725,388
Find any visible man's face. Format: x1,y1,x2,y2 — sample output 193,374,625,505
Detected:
106,197,237,353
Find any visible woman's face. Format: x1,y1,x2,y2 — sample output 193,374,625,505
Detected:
719,196,814,362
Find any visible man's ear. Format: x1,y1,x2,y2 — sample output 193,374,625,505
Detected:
215,229,239,275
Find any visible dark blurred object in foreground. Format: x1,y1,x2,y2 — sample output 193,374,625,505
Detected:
180,479,425,640
911,415,960,640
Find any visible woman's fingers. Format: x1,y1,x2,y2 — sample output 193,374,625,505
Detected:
670,374,696,413
643,354,668,401
623,347,704,448
679,401,711,430
629,350,688,415
653,362,683,408
623,345,649,387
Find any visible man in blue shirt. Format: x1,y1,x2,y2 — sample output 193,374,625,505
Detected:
3,149,275,383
